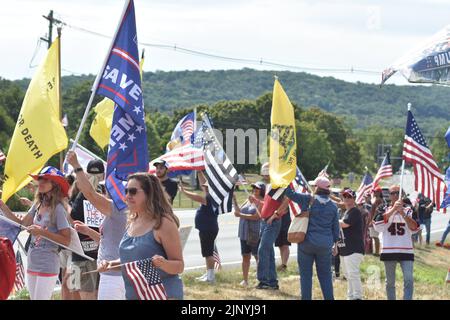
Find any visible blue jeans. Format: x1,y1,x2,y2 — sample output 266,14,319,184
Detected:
297,242,334,300
384,260,414,300
257,219,281,287
420,218,431,244
441,220,450,244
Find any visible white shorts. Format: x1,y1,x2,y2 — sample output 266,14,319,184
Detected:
97,274,125,300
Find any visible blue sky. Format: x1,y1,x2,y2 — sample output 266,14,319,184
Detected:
1,0,449,84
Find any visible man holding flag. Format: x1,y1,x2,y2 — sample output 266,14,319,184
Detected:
256,78,296,290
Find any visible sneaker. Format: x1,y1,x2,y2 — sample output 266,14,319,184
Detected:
197,276,215,284
195,273,207,281
255,283,279,290
277,264,287,272
240,280,248,287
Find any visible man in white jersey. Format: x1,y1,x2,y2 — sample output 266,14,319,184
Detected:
373,185,420,300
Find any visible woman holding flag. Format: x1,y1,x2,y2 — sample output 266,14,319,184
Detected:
97,173,184,300
0,166,71,300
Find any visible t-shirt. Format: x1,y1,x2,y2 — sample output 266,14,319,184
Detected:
70,192,99,261
339,207,365,256
194,194,219,233
237,203,260,241
27,203,70,275
418,199,432,221
161,178,178,204
97,202,127,276
373,206,419,261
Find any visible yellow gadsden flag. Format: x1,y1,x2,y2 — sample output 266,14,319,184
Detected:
1,37,67,202
269,78,297,188
89,54,145,149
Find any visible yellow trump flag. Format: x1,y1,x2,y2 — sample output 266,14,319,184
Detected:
269,78,296,188
89,52,145,149
1,37,67,202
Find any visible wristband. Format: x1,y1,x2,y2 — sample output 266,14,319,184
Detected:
74,167,83,173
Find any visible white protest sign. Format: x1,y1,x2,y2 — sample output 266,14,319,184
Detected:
83,200,105,228
179,225,192,251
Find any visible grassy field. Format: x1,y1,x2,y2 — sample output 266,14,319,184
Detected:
9,246,449,300
182,246,450,300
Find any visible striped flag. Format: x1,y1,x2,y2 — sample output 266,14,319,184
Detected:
288,167,310,216
356,172,374,205
124,258,167,300
373,152,393,187
199,114,238,212
13,251,25,292
213,243,222,270
148,145,204,174
402,110,447,211
0,149,6,163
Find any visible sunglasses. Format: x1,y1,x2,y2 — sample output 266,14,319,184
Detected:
389,191,399,195
125,187,142,196
342,194,354,199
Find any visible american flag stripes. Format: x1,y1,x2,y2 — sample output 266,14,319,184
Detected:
0,149,5,163
148,145,205,174
356,172,374,205
402,110,447,211
124,258,168,300
213,244,222,270
373,152,393,187
289,167,309,216
14,250,25,292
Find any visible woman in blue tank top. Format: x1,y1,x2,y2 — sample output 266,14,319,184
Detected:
98,173,184,300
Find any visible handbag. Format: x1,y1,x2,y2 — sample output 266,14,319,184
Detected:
287,196,314,244
287,213,309,243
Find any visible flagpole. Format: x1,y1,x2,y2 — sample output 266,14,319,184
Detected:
71,0,131,151
399,102,411,200
57,27,64,170
193,106,198,189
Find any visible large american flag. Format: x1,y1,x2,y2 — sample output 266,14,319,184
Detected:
356,172,374,205
402,110,447,211
289,167,310,216
373,152,393,187
14,250,25,292
124,258,168,300
148,145,205,174
199,114,238,213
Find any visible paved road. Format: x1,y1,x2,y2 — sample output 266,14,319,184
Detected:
15,208,449,272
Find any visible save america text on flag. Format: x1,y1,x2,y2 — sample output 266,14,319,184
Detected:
95,0,149,210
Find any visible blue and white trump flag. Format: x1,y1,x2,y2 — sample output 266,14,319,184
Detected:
96,0,148,210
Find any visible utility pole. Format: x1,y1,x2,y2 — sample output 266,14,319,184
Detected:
41,10,65,170
41,10,61,49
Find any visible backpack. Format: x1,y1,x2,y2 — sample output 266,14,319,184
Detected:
0,237,16,300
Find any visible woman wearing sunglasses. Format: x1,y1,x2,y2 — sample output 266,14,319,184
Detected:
0,166,71,300
97,173,184,300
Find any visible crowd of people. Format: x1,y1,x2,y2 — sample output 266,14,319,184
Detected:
0,158,448,300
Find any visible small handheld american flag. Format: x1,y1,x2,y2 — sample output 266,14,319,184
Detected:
213,243,222,270
124,258,168,300
13,250,25,293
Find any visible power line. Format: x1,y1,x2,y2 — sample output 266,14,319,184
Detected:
55,16,381,76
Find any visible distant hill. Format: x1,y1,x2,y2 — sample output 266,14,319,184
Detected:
11,68,450,135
